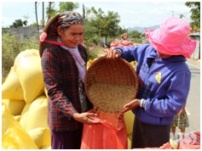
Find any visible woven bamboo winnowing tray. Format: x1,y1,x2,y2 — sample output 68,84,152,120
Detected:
84,57,138,113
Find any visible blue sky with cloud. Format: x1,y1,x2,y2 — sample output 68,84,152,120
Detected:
1,1,192,28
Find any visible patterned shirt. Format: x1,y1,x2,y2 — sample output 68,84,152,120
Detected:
41,44,92,131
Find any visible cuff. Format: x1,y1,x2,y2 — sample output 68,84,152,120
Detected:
114,48,122,54
140,99,145,108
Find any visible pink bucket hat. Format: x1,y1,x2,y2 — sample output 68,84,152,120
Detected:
145,17,196,58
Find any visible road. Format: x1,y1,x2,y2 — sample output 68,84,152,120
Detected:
184,59,200,133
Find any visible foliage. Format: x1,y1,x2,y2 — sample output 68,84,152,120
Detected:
86,7,120,42
185,2,200,32
2,31,39,83
83,6,131,47
10,19,28,28
128,30,144,43
46,2,58,22
59,2,79,12
84,20,100,46
44,2,80,23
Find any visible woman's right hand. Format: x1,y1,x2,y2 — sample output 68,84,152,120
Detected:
73,112,101,124
103,48,121,59
118,99,140,119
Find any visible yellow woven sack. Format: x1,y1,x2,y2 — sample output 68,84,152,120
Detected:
40,127,51,149
41,145,51,149
2,99,25,116
19,95,48,130
124,110,135,135
14,49,44,103
2,66,24,100
14,115,21,121
27,127,50,149
2,104,38,149
2,125,38,149
124,111,134,149
2,103,16,135
127,134,132,149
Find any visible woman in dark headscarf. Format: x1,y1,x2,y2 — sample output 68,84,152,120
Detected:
39,11,100,149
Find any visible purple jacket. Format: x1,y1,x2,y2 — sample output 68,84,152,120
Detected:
116,44,191,125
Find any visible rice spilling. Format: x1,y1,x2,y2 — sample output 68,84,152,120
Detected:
88,83,135,112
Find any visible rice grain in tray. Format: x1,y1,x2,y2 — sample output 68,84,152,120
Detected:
85,57,138,113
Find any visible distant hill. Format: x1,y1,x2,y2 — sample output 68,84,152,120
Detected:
127,25,159,33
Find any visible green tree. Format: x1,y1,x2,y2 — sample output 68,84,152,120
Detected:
185,2,200,32
86,7,120,44
104,11,120,37
128,30,144,43
45,2,79,23
59,2,79,12
84,19,99,46
46,2,57,22
10,19,27,28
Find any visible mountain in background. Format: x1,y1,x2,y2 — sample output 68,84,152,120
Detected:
127,25,159,33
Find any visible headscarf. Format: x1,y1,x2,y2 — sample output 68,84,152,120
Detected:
39,11,84,57
49,11,84,36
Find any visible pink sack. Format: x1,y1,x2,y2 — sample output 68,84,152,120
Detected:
81,111,127,149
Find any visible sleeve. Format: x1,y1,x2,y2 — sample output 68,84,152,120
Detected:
41,48,77,119
114,45,138,62
114,44,151,63
144,69,191,117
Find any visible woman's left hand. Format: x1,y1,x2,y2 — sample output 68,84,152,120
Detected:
73,112,101,124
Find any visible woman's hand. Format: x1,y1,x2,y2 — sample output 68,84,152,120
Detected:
103,48,121,58
73,112,100,124
118,99,141,119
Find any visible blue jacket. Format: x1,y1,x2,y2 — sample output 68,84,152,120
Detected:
116,44,191,125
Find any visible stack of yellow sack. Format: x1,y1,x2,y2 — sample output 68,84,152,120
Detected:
2,49,50,149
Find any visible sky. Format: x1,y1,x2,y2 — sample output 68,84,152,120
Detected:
1,1,192,28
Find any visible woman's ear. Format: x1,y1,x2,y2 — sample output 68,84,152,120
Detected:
57,26,63,36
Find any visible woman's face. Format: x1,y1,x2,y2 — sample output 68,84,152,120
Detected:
58,24,84,48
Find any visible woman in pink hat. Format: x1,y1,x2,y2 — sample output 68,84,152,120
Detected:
104,17,196,148
39,11,100,149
